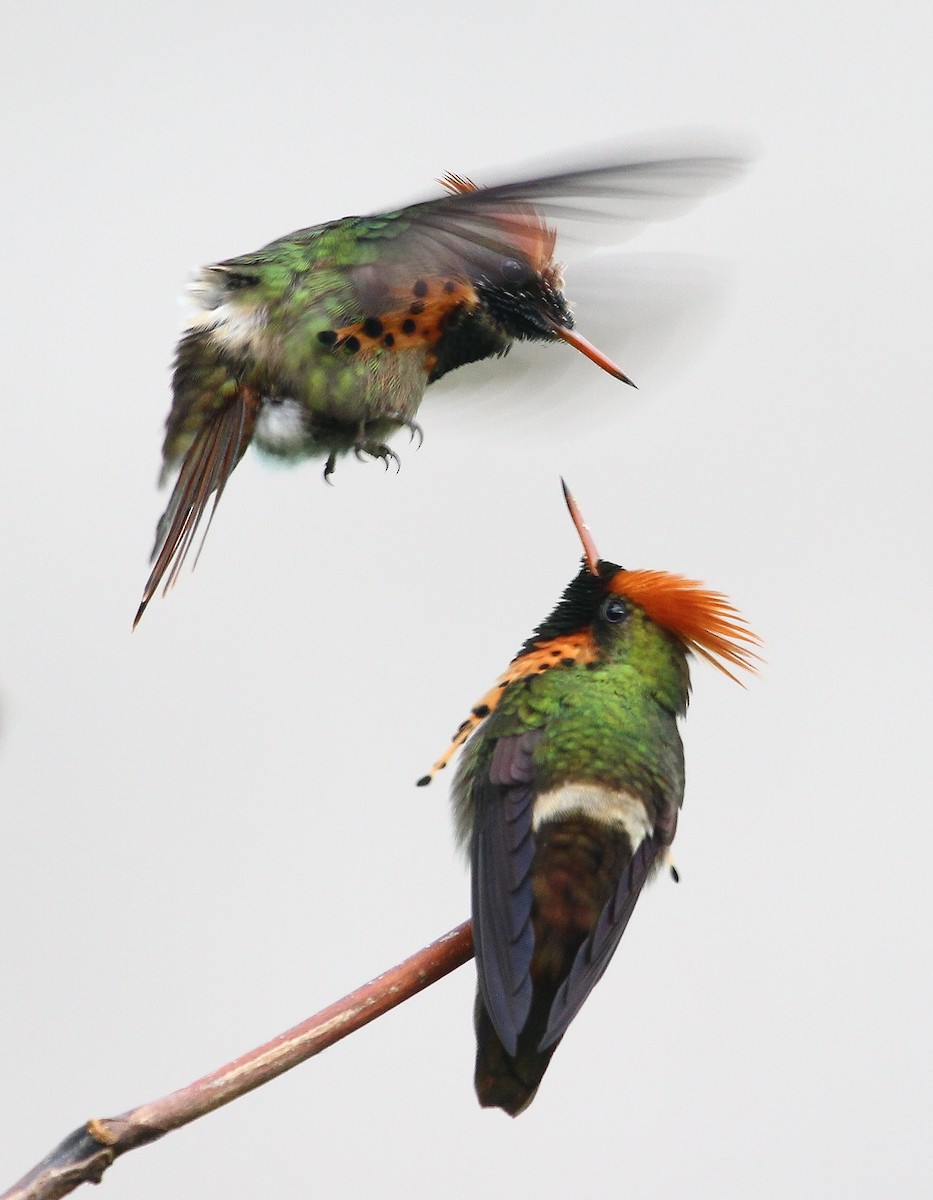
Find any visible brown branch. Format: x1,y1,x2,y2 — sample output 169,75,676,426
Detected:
2,920,474,1200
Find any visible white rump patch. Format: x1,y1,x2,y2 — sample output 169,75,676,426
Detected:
186,267,227,313
532,783,653,850
185,269,267,352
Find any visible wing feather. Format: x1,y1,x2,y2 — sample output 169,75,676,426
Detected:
348,146,748,313
471,731,542,1057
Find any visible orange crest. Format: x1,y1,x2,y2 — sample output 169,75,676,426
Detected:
438,170,557,274
608,569,761,684
438,172,479,196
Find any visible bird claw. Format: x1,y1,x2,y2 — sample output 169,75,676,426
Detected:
323,452,337,485
387,413,424,449
371,444,400,472
352,431,401,473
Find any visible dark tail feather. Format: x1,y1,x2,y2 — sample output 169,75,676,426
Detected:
134,387,259,627
472,818,659,1114
473,990,561,1116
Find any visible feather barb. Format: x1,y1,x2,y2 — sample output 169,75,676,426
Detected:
609,569,761,684
416,631,596,786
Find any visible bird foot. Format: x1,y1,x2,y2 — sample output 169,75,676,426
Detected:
352,432,400,472
387,413,424,449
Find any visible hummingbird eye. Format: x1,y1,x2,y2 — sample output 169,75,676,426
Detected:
600,596,629,624
499,257,531,285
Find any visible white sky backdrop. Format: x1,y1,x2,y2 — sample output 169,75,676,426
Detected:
2,2,930,1197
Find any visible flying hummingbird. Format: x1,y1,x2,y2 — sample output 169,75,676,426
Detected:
417,481,760,1115
135,147,746,625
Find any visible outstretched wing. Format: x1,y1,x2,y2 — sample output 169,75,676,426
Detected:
540,830,661,1049
470,730,542,1057
347,143,749,312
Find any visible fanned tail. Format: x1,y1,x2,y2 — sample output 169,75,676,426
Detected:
134,387,259,627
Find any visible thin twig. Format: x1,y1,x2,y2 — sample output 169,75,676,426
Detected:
2,920,474,1200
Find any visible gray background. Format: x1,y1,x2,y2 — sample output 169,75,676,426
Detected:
2,2,930,1197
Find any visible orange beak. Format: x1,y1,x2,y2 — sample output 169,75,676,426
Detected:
560,479,602,576
551,324,636,388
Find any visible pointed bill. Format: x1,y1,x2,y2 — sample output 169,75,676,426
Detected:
560,479,601,576
550,324,636,387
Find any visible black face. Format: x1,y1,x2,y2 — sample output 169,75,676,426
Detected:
426,254,575,384
514,561,621,658
474,255,573,342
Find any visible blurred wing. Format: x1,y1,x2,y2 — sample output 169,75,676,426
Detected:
412,149,746,240
426,251,731,427
349,143,748,311
471,731,541,1057
540,831,661,1050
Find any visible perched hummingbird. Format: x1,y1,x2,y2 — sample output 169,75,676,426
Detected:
135,147,746,624
418,481,759,1114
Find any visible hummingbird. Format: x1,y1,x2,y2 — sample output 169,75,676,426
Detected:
135,146,746,625
417,481,760,1115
